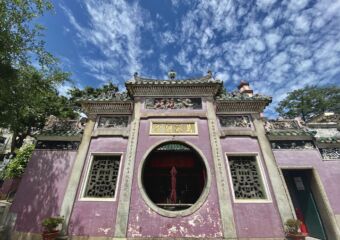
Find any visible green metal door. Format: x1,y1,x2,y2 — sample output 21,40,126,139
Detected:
284,171,327,240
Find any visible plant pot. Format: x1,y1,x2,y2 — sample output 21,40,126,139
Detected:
286,232,308,240
42,230,60,240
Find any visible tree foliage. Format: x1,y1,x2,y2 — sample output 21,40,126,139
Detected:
0,0,71,150
276,85,340,121
2,144,35,179
0,0,53,67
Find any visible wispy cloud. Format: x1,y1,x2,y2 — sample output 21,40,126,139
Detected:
60,0,148,85
58,0,340,117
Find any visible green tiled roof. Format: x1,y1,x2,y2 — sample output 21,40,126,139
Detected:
267,130,317,136
316,137,340,143
40,128,83,137
127,75,222,85
216,91,272,102
78,91,131,102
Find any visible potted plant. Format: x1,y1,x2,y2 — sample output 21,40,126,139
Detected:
41,216,64,240
284,219,308,240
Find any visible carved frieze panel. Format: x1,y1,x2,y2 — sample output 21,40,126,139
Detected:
219,115,252,128
150,122,198,135
271,141,315,150
84,155,121,198
97,116,129,128
266,120,300,130
145,98,202,110
36,141,80,150
228,156,266,199
319,148,340,160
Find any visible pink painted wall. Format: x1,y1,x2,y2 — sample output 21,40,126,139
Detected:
0,178,21,198
127,118,223,238
10,150,77,233
274,149,340,214
68,137,128,237
220,137,284,238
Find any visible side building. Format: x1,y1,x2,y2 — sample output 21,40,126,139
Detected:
6,73,340,240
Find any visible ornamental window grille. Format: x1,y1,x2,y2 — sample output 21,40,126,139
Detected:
84,155,121,198
319,148,340,160
97,116,128,128
228,156,266,199
219,115,252,128
271,141,315,150
145,98,202,110
35,141,80,150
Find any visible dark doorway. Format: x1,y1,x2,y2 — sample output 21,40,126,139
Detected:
283,169,327,239
142,142,207,211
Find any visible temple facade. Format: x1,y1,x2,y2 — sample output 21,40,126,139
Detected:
3,73,340,239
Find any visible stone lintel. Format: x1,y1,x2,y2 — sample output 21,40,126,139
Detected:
220,129,257,137
36,135,82,141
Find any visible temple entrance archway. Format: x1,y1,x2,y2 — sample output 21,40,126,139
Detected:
138,141,210,217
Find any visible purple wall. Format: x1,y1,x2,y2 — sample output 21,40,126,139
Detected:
0,178,21,197
127,118,223,238
11,150,77,233
274,149,340,214
220,137,284,238
68,137,128,237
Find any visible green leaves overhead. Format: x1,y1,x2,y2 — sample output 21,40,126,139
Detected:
276,85,340,121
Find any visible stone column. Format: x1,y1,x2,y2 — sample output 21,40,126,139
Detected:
206,99,237,239
252,114,294,223
114,100,141,237
59,117,95,234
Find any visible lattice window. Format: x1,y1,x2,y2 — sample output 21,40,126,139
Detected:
228,156,266,199
84,155,121,198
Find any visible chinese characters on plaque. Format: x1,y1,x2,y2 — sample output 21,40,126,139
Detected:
150,122,197,135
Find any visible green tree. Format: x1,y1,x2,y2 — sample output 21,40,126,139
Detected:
2,144,35,179
0,0,71,150
276,85,340,121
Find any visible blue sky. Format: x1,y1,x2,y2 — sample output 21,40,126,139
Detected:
38,0,340,116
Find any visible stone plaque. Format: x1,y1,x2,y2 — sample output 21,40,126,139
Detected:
150,122,198,135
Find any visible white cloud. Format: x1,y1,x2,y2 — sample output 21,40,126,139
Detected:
61,0,146,83
265,32,282,49
256,0,277,10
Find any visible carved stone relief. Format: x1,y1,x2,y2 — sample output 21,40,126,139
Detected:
319,148,340,160
84,155,121,198
97,116,128,128
228,156,266,199
271,141,315,150
145,98,202,110
266,120,300,130
219,116,251,128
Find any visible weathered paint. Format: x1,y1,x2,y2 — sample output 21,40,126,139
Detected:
220,137,284,238
10,150,77,233
274,149,340,214
127,118,223,238
68,137,128,237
